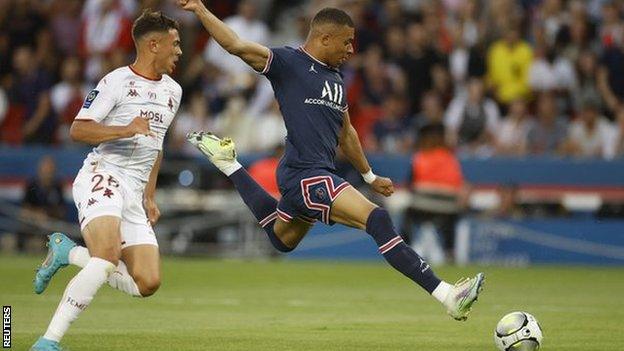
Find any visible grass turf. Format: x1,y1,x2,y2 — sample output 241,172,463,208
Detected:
2,255,622,350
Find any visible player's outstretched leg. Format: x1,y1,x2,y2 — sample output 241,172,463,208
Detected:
331,187,485,321
34,233,142,297
34,233,76,294
187,131,294,252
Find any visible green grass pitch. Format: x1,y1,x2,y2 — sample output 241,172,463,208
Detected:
2,255,622,350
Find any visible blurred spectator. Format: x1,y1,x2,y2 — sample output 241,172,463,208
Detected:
527,92,568,155
414,91,445,130
80,0,135,81
401,122,464,263
597,34,624,115
214,96,255,153
487,24,534,106
7,46,54,144
598,0,624,48
556,1,598,63
496,98,533,156
611,108,624,158
369,94,412,154
528,47,577,95
400,20,445,114
204,0,269,76
573,50,604,113
564,98,616,158
445,77,500,155
532,0,566,49
50,57,91,144
19,156,66,252
248,144,284,199
49,0,83,56
3,0,45,52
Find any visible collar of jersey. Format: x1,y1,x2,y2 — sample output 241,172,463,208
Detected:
298,46,339,72
128,65,163,81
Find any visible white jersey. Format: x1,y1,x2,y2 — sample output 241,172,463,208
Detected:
76,66,182,186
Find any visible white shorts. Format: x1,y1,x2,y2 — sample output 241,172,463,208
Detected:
72,164,158,249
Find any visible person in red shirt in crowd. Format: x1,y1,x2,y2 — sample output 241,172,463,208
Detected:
401,122,465,264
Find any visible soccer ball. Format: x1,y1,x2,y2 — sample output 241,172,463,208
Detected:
494,311,543,350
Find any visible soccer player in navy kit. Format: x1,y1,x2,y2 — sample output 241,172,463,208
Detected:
179,0,484,321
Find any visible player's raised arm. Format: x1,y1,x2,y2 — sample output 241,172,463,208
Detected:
178,0,270,72
339,112,394,197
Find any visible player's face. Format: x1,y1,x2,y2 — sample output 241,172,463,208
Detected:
155,29,182,75
327,25,355,67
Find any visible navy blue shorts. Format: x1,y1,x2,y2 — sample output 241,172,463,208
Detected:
276,163,351,225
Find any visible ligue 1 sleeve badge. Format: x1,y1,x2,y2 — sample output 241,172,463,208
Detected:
82,90,99,108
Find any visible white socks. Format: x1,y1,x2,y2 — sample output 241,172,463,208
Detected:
69,246,141,297
221,160,242,177
432,281,453,305
43,257,115,342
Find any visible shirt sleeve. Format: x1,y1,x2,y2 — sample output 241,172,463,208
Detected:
75,75,119,122
261,47,291,82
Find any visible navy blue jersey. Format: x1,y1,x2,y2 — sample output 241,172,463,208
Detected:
262,46,348,170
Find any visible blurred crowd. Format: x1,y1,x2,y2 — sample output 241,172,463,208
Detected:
2,0,624,159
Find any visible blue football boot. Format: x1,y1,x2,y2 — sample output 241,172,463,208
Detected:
34,233,76,294
30,337,64,351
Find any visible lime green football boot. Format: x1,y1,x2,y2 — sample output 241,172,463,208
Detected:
445,272,485,321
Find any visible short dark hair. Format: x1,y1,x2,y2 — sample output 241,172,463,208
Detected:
132,10,179,41
311,7,354,28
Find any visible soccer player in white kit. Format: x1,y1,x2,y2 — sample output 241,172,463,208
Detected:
31,10,182,351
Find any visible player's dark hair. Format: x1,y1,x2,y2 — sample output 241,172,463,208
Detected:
311,7,354,28
132,10,179,41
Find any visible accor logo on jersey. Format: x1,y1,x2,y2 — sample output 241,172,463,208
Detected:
303,80,345,111
140,109,164,123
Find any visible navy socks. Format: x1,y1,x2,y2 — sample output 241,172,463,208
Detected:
366,207,441,293
229,168,293,252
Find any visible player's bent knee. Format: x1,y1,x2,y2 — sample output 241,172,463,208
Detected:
135,274,161,297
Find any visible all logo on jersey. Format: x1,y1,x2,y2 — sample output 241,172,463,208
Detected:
82,90,99,108
303,80,346,111
127,89,139,97
321,81,343,104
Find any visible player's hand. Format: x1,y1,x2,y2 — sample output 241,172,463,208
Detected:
178,0,205,12
144,198,161,225
371,176,394,197
126,116,155,137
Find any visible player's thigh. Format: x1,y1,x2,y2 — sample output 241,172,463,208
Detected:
82,216,122,264
330,186,378,230
122,244,161,294
273,217,313,248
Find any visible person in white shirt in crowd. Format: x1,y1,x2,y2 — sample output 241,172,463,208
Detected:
565,98,617,158
444,77,500,156
170,90,214,155
496,98,534,156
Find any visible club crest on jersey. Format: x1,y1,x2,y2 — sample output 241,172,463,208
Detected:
168,97,174,111
148,91,157,100
82,90,99,108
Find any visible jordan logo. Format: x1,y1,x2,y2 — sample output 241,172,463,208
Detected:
309,64,317,73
